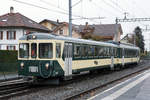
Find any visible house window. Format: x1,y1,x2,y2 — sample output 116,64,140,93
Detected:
0,31,3,40
59,29,63,35
7,31,16,40
7,45,16,50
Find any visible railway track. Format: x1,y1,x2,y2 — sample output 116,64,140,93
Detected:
0,79,30,99
65,64,150,100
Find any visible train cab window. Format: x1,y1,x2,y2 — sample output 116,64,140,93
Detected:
74,44,81,58
31,43,37,58
56,43,61,58
19,43,29,58
39,43,53,58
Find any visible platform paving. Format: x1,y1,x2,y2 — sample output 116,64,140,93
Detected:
0,73,18,81
88,69,150,100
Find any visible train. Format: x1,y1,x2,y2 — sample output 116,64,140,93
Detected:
18,33,140,84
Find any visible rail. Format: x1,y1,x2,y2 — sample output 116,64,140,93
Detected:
0,79,30,99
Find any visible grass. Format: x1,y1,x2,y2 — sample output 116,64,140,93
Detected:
0,71,17,75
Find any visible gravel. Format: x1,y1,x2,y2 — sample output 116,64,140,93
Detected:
9,60,150,100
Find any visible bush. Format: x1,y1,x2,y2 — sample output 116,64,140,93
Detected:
0,50,17,63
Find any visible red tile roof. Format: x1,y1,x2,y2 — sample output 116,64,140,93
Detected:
77,24,123,37
0,13,50,32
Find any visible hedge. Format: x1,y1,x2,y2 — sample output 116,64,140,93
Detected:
0,50,18,73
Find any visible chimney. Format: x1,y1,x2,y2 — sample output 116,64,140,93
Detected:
57,19,59,23
85,22,88,27
10,6,14,13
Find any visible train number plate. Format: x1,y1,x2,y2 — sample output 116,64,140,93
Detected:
29,66,38,72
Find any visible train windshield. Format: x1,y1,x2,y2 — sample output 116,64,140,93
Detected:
39,43,53,59
31,43,37,58
19,43,29,58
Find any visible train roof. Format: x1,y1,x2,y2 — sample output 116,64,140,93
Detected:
20,33,139,50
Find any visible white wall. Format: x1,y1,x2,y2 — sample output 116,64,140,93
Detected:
0,28,26,50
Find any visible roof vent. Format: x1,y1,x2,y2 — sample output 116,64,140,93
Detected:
28,20,33,23
10,6,14,13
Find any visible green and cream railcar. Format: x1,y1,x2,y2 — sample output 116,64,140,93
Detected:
18,33,140,82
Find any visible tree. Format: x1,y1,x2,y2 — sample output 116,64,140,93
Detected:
134,26,145,53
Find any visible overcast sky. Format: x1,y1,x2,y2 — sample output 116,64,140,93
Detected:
1,0,150,50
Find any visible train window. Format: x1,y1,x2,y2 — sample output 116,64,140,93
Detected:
106,47,110,57
103,47,107,57
62,44,67,60
124,49,126,57
39,43,53,59
113,48,117,57
19,43,29,58
88,45,94,58
122,49,124,57
81,45,88,58
99,47,104,57
31,43,37,58
56,43,61,58
136,50,139,57
95,46,99,57
74,44,81,58
103,47,106,57
109,47,112,56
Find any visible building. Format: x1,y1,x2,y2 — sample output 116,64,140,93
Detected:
0,7,50,50
121,34,135,44
77,22,123,42
39,19,81,38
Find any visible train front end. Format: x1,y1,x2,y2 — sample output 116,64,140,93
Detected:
18,34,64,84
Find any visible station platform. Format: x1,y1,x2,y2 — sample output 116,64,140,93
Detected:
88,69,150,100
0,73,18,81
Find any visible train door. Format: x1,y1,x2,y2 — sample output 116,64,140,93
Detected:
118,48,122,58
122,48,125,66
64,43,72,76
111,47,114,70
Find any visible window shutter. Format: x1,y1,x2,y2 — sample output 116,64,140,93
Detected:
14,31,16,39
0,32,1,39
14,46,16,50
6,46,8,50
7,31,8,40
1,31,3,40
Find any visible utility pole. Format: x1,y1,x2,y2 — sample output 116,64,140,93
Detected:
69,0,72,37
64,0,72,78
133,34,136,46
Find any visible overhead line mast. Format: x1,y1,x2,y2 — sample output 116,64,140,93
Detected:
69,0,72,37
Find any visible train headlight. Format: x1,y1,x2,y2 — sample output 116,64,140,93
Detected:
45,63,49,70
20,62,24,69
32,35,36,39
